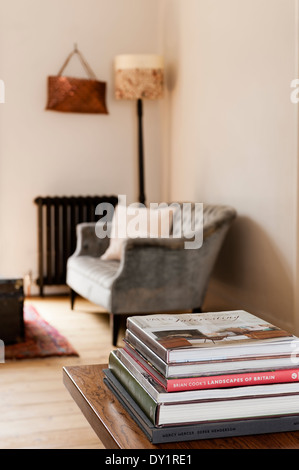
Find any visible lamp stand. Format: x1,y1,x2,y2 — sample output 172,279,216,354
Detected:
137,98,146,206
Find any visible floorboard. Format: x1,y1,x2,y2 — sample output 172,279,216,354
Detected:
0,296,114,449
0,291,228,449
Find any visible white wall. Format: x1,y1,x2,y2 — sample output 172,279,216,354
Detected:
160,0,299,332
0,0,162,285
2,0,298,330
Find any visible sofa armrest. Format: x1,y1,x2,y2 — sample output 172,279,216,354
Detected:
110,236,208,313
112,222,231,300
72,222,112,257
114,236,197,289
125,236,187,250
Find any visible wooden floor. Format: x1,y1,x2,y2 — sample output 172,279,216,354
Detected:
0,292,231,449
0,296,121,449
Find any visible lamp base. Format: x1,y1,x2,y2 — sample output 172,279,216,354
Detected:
137,99,146,206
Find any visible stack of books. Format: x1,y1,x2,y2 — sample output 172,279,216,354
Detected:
103,310,299,444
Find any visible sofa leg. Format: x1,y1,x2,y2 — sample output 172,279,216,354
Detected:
70,289,77,310
110,314,121,346
192,306,202,313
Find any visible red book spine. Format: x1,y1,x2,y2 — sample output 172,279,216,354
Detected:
166,369,299,392
123,345,299,392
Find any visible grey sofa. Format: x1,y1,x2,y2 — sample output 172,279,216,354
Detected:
66,204,236,345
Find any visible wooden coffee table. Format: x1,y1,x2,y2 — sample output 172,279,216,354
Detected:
63,364,299,449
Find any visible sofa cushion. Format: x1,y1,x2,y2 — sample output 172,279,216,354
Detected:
101,203,174,261
66,255,121,311
67,255,120,289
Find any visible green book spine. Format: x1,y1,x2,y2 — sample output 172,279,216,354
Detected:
108,350,157,424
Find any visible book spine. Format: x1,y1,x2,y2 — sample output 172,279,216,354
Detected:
124,344,168,387
124,345,299,391
108,351,158,424
149,415,299,444
104,371,299,444
125,330,167,375
166,369,299,392
126,319,168,362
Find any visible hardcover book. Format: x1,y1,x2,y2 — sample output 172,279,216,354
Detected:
108,351,299,427
124,330,298,379
103,369,299,444
126,311,298,363
110,349,299,400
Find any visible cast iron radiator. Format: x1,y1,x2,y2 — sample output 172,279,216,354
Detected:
34,195,118,296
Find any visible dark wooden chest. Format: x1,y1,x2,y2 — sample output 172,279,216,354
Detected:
0,279,25,344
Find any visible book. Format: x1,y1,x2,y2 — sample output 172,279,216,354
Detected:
115,347,299,394
103,368,299,444
111,349,299,401
108,350,299,427
126,311,298,363
125,330,298,379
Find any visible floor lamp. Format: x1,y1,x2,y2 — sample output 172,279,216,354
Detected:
114,54,164,206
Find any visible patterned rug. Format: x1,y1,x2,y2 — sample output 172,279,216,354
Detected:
5,304,79,360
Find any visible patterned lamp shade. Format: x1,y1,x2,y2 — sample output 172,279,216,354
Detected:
114,54,164,100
